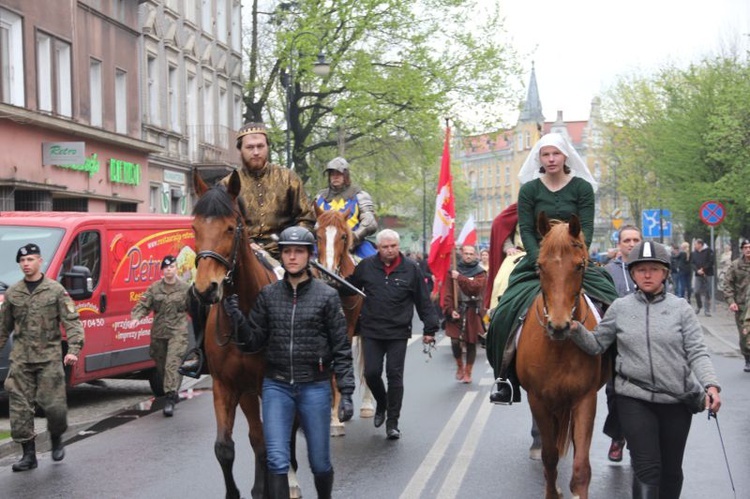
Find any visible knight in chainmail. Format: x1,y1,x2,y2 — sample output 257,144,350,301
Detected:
314,157,378,259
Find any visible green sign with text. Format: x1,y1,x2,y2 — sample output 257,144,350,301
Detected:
109,159,141,185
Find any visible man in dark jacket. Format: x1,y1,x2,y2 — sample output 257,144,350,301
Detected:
349,229,439,439
691,238,714,316
224,226,354,499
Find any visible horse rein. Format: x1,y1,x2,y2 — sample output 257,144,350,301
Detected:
195,212,245,347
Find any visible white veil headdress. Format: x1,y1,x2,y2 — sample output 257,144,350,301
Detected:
517,133,598,192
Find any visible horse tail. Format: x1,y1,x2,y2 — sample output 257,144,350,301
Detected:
556,409,573,458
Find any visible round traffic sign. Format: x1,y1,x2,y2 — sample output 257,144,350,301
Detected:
699,201,725,227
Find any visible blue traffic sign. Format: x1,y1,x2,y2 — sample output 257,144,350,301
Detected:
699,201,725,226
642,209,672,238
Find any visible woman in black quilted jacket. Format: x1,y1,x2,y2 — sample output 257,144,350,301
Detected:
224,227,354,499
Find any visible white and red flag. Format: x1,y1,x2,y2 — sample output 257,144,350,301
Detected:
456,214,477,247
427,125,455,297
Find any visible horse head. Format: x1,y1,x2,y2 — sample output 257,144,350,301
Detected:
536,212,587,339
315,206,354,277
191,169,245,305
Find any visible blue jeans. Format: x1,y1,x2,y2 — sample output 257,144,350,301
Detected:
262,378,332,475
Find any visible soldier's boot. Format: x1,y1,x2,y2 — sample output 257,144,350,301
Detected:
12,440,37,472
163,392,175,417
313,470,334,499
51,434,65,462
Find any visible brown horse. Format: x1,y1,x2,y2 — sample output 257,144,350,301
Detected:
313,207,374,435
516,213,608,499
191,170,297,499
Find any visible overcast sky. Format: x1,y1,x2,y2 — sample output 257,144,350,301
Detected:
499,0,750,123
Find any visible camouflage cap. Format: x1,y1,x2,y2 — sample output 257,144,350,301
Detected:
161,255,177,269
16,243,41,262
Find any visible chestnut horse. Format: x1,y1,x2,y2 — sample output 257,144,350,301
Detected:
191,170,299,499
516,213,608,499
314,207,374,435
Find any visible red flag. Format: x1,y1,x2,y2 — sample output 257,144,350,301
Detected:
427,125,455,298
456,214,477,247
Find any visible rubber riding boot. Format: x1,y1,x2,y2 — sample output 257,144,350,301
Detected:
632,476,660,499
744,355,750,373
461,363,473,384
659,476,683,499
454,357,465,381
268,472,290,499
51,434,65,462
314,470,334,499
489,378,514,404
163,391,175,417
12,440,37,472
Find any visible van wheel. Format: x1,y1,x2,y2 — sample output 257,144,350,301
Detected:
148,368,165,397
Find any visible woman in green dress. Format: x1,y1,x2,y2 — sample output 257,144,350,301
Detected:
488,133,618,404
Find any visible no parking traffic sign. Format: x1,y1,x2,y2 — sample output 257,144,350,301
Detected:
699,201,725,227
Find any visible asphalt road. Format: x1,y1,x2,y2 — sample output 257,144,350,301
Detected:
0,332,747,498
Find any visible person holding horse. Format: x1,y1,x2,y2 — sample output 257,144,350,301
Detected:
601,224,642,461
443,244,486,384
314,156,378,259
130,255,191,417
223,226,355,499
347,229,439,439
487,132,618,404
179,122,316,377
570,241,722,498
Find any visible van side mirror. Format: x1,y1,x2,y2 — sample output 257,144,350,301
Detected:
62,265,93,300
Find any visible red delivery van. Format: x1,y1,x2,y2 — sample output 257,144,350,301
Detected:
0,212,196,395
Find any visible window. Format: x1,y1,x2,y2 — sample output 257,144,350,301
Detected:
201,0,212,34
147,55,160,125
36,32,71,116
230,2,241,50
505,165,510,186
89,59,102,126
168,65,179,131
0,7,24,106
203,78,213,142
150,184,161,213
115,69,127,133
61,231,101,289
219,86,228,129
185,0,197,23
216,0,227,43
233,89,243,130
516,133,523,152
525,131,531,149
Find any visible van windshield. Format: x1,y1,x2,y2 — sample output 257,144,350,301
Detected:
0,226,65,289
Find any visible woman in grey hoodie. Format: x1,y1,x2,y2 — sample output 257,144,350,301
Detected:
570,241,722,499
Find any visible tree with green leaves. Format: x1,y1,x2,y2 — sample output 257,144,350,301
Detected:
601,54,750,244
242,0,522,184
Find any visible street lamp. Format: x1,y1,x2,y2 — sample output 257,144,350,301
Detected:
282,31,331,169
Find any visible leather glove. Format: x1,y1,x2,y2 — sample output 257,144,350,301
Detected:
338,393,354,422
223,294,244,326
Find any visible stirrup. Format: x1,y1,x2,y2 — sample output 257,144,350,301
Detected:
489,378,514,405
178,348,204,378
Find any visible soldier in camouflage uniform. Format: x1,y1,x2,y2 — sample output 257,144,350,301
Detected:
131,255,190,416
0,243,84,472
723,239,750,372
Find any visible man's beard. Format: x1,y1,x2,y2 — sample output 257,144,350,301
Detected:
243,157,266,170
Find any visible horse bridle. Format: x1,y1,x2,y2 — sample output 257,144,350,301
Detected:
535,245,589,332
194,212,245,348
195,213,245,288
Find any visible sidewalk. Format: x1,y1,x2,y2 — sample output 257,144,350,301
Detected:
695,299,743,359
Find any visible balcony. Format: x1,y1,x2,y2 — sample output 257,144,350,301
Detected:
186,125,236,166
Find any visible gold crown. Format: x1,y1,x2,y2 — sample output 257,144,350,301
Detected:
236,122,268,141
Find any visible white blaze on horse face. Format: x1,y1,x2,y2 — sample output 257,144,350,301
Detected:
325,225,337,270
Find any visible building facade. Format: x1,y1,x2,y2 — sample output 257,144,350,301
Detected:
454,66,624,252
0,0,242,214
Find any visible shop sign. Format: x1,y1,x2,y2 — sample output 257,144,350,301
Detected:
42,142,86,165
55,153,100,177
163,170,186,185
110,158,141,186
